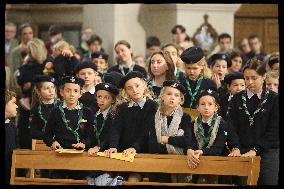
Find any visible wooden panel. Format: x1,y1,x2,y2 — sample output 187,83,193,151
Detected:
14,177,87,185
123,181,233,186
264,19,279,53
235,4,278,18
32,139,51,151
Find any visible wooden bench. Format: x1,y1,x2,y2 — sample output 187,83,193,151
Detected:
32,139,51,151
10,149,260,186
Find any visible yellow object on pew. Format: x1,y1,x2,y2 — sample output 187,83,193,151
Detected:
96,152,135,162
55,149,84,154
183,108,199,121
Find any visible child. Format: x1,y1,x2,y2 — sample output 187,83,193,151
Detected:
179,46,217,119
30,75,59,140
74,61,99,113
147,51,176,101
5,90,19,184
209,53,230,97
148,80,192,182
108,40,147,78
95,72,104,86
227,59,279,185
265,70,279,93
88,82,119,155
267,53,279,73
187,89,228,184
228,51,243,73
43,76,94,150
105,71,157,182
91,51,109,74
220,72,245,119
134,55,146,70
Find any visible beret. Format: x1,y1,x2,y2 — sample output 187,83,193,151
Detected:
34,75,56,84
61,76,84,87
208,53,231,67
180,46,204,64
224,72,244,85
74,61,98,74
196,89,220,106
103,71,124,88
91,51,109,61
95,82,119,96
119,71,145,88
163,80,187,95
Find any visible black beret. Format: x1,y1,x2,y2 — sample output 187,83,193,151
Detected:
95,82,119,96
196,89,220,106
48,25,64,37
224,72,244,85
163,80,186,95
103,71,124,88
61,76,84,88
208,53,231,67
74,61,98,74
180,46,204,64
91,51,109,61
119,71,146,89
268,55,279,68
34,75,56,84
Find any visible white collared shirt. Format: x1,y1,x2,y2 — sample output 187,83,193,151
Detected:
5,119,10,124
128,97,147,109
96,106,111,120
82,86,96,95
202,114,214,125
42,98,55,105
62,101,82,110
228,93,234,102
247,88,262,99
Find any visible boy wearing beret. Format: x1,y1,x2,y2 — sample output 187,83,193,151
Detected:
91,51,109,74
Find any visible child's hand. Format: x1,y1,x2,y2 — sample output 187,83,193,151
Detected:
23,55,30,65
72,142,85,150
104,148,117,157
45,62,54,69
123,148,136,157
161,136,169,144
187,149,200,169
88,146,100,156
228,148,241,157
61,49,73,57
52,141,62,150
194,150,203,158
241,150,256,157
213,73,221,89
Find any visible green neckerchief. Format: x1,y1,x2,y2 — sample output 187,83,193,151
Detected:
58,102,83,143
94,108,112,145
185,75,204,108
38,99,59,132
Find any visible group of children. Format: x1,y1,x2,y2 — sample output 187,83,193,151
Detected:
5,43,279,185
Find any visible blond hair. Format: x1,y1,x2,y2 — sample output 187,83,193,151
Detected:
266,70,279,80
5,90,16,105
197,57,212,79
158,87,185,116
52,40,75,56
27,38,47,64
31,82,58,108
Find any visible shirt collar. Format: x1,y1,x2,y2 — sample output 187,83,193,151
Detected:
42,99,55,105
96,106,111,120
62,101,82,110
246,88,262,99
119,61,135,69
202,114,214,125
228,93,234,102
82,86,96,95
5,119,10,123
128,97,147,109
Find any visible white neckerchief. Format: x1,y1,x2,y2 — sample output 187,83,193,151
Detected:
42,98,55,105
247,88,262,99
82,86,96,95
96,106,111,120
62,101,82,110
5,119,10,123
118,61,135,76
228,93,234,102
128,97,147,109
202,114,214,125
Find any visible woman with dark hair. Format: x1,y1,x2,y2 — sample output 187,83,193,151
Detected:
228,51,243,73
227,59,279,185
147,51,176,101
108,40,147,77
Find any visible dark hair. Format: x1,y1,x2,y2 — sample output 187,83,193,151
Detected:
218,33,231,42
87,34,102,46
229,50,242,60
185,34,191,41
248,34,260,42
18,23,33,35
171,25,186,34
48,25,64,37
146,36,161,48
148,51,176,81
267,54,279,68
243,59,267,76
114,40,131,49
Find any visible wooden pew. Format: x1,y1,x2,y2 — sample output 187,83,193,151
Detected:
31,139,51,151
10,149,260,186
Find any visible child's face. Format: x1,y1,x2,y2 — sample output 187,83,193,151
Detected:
197,95,218,119
266,77,279,93
38,82,56,101
60,83,82,106
93,59,108,71
5,97,18,118
231,56,242,72
161,87,182,109
163,46,178,65
96,90,115,112
244,69,265,93
212,60,228,80
94,75,103,86
134,56,145,68
78,68,97,87
150,54,168,77
185,63,203,80
228,79,246,95
89,41,101,53
272,63,280,73
124,78,146,102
